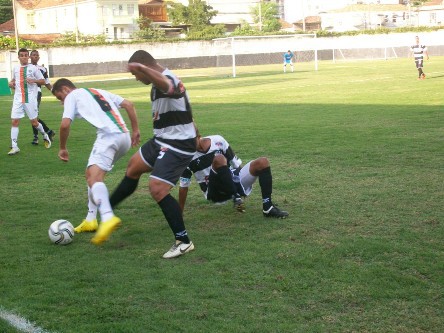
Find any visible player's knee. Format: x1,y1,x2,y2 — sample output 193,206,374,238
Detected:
149,180,171,202
31,118,39,127
251,157,270,173
212,154,227,169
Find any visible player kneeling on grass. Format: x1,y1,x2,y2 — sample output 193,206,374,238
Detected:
179,134,289,219
52,78,140,245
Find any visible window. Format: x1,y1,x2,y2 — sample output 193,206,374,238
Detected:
128,4,134,15
112,4,124,16
27,13,35,28
429,13,436,24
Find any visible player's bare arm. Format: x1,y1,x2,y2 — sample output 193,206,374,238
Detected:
58,118,72,162
27,77,46,85
120,99,140,147
128,62,172,92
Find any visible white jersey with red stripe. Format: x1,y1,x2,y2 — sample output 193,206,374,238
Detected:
62,88,129,134
12,64,44,103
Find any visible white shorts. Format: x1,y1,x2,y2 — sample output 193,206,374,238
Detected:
87,132,131,172
11,100,39,120
237,161,256,196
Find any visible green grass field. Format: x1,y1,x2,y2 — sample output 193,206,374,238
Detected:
0,57,443,333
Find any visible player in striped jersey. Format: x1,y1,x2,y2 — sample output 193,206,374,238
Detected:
8,48,53,155
29,50,55,146
51,78,140,245
410,36,429,80
109,50,197,259
179,134,289,219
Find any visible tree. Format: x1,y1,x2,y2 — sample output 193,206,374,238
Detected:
135,16,165,40
0,0,13,24
251,1,281,33
411,0,429,6
167,0,217,29
166,0,224,39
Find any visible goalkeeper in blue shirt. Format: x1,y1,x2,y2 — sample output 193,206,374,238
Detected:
283,50,294,73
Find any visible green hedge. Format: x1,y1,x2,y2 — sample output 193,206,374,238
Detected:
1,25,442,50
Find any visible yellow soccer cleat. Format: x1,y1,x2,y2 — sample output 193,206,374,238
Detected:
74,219,98,233
91,216,121,245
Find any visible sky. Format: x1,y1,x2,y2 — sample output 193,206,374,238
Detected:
284,0,352,23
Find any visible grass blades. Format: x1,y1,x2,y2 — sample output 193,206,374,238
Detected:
0,57,443,333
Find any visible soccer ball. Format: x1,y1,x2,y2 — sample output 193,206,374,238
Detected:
48,219,74,245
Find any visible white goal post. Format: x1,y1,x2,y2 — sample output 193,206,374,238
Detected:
213,33,318,77
332,46,398,62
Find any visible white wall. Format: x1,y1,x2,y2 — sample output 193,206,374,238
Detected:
1,31,443,79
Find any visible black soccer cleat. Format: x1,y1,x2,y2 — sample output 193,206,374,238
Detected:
263,205,289,219
233,197,246,213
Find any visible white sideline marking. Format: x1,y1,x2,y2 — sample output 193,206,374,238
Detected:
0,307,53,333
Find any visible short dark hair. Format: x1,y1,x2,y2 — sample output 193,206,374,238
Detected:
30,49,39,55
18,48,29,56
129,50,156,66
52,78,76,94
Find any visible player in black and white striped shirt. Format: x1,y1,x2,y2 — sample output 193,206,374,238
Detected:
410,36,429,80
107,50,197,259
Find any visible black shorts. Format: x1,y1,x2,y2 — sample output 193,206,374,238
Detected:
415,59,424,69
139,139,194,186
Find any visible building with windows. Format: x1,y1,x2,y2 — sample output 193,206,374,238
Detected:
15,0,139,41
8,0,444,42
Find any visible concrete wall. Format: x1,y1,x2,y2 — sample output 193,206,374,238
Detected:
1,31,443,79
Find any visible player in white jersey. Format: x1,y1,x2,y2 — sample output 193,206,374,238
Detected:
30,50,55,145
51,78,140,245
7,48,52,155
179,134,289,219
410,36,429,80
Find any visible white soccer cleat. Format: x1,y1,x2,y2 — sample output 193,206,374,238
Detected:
43,133,52,149
163,241,195,259
8,147,20,155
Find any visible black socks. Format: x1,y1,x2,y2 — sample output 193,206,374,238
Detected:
158,194,190,243
110,175,139,208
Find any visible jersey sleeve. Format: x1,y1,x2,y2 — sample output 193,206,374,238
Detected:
62,93,78,120
33,66,44,80
99,89,124,108
41,69,50,85
164,75,186,98
179,168,193,188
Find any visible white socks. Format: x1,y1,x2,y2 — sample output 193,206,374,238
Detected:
91,182,114,222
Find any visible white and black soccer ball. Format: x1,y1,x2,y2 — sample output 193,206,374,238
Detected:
48,219,74,245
